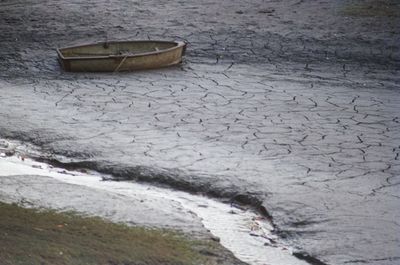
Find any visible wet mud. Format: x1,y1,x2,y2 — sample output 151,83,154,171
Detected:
1,0,400,264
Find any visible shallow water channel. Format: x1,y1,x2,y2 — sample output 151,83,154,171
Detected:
0,144,308,265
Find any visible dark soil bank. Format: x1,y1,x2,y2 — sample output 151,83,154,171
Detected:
1,0,400,264
0,202,244,265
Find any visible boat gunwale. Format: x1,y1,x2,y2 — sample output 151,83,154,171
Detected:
57,40,186,61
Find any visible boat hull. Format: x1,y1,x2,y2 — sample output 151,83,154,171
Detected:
57,41,186,72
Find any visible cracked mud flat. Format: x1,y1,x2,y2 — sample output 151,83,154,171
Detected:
1,0,400,264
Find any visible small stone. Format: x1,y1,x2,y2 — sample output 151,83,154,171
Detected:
211,236,220,242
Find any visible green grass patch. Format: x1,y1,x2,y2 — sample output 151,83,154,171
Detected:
0,202,210,265
342,0,400,17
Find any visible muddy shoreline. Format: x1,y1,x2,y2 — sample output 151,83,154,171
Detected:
0,143,312,265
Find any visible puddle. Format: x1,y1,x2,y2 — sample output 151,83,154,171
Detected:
0,140,308,265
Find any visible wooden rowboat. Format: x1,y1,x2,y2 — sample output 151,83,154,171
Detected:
57,40,186,72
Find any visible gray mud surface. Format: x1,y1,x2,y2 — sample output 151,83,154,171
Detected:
1,0,400,264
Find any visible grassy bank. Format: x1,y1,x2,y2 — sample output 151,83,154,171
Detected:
0,202,220,265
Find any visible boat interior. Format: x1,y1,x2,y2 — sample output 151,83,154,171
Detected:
59,41,178,58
